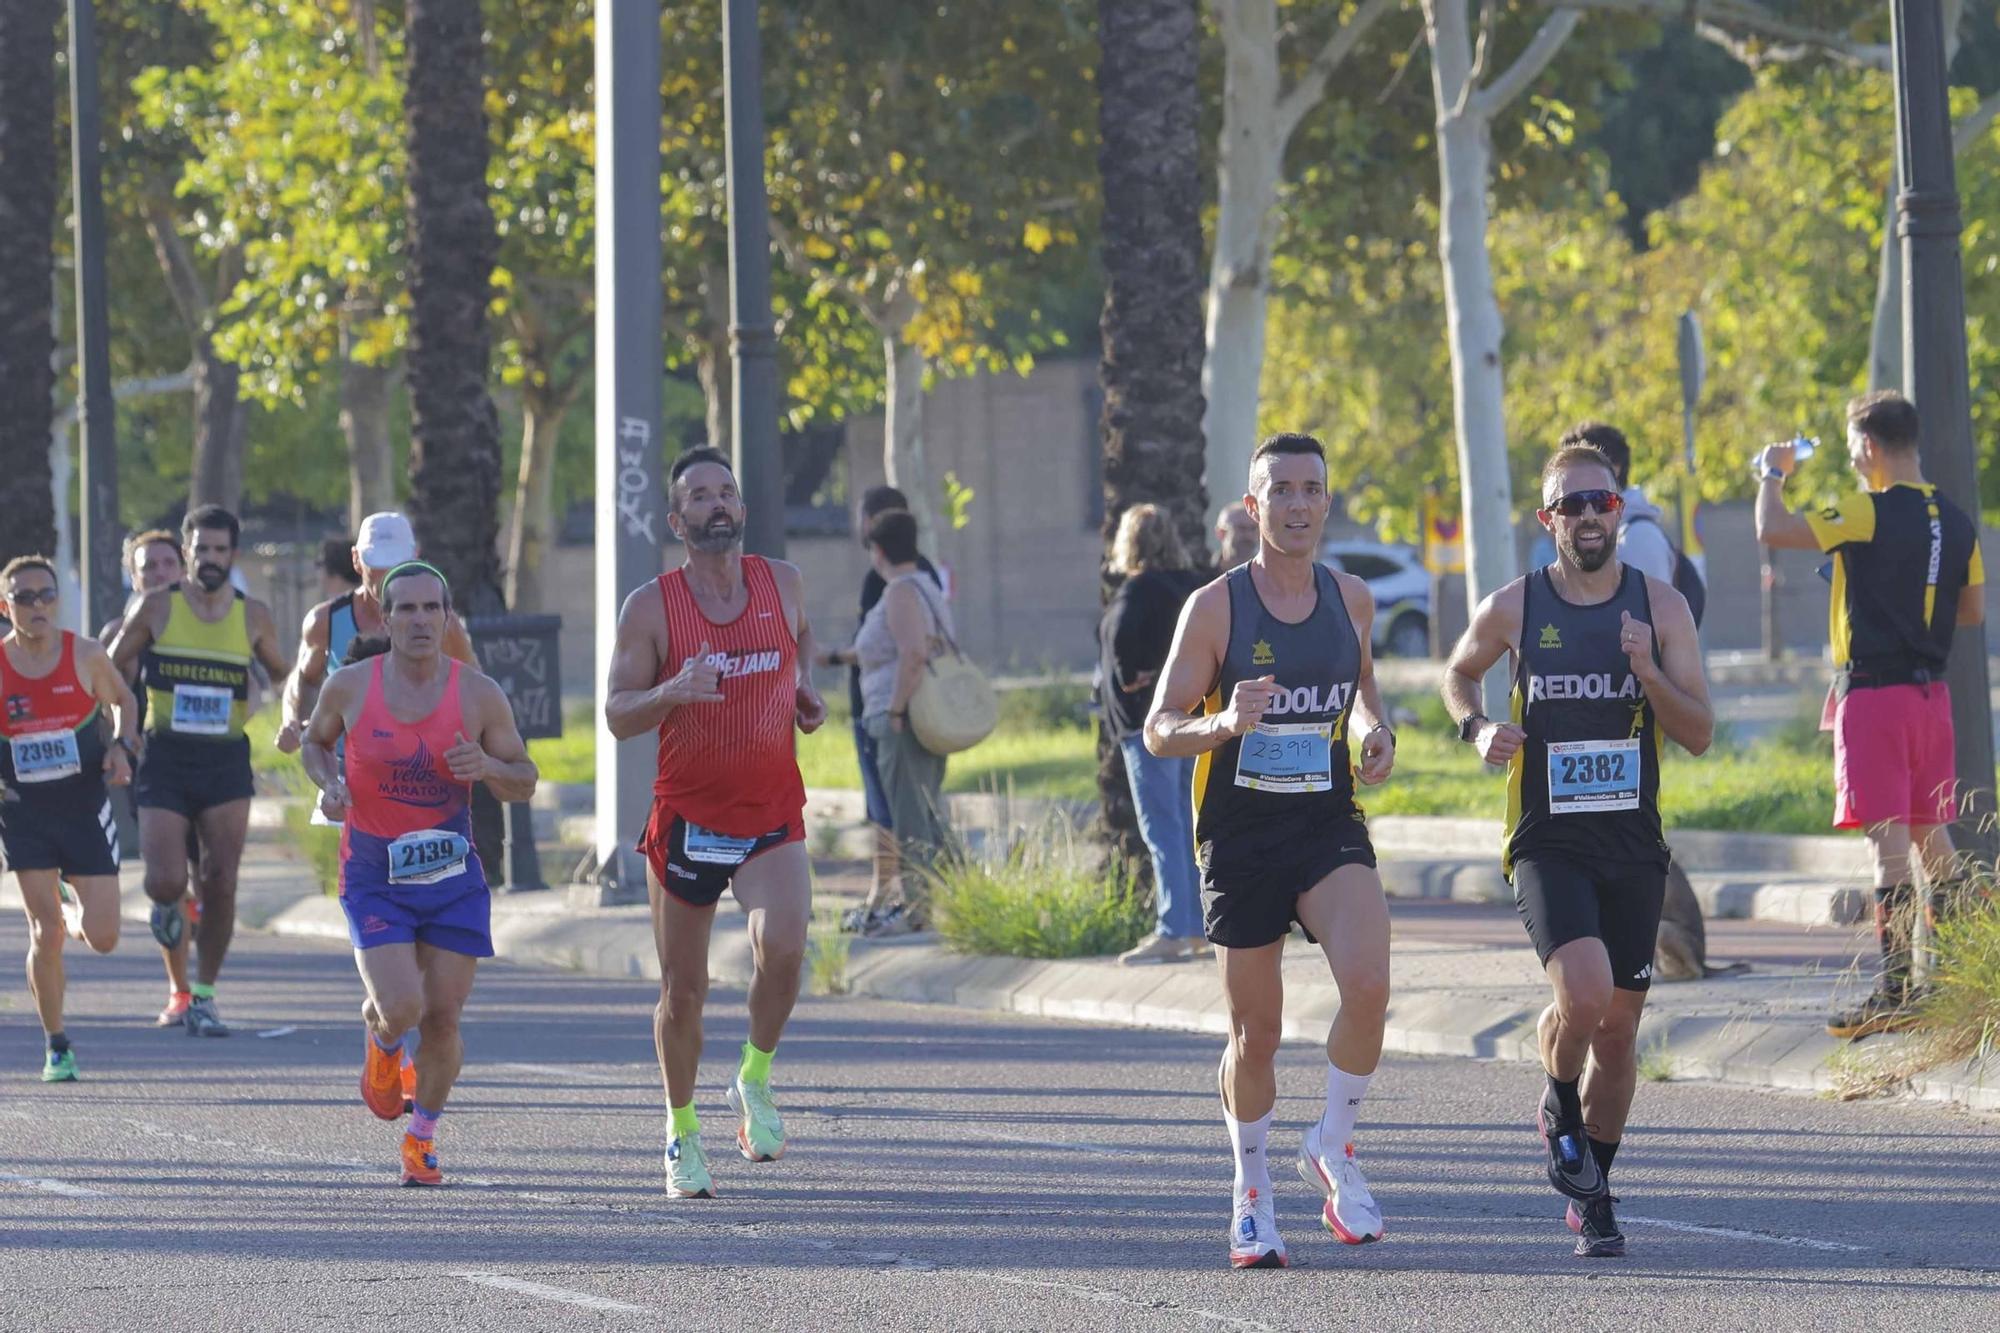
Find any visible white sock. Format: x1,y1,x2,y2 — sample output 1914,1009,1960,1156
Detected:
1317,1064,1373,1151
1225,1109,1274,1197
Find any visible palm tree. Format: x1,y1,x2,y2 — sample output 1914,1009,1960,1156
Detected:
0,0,59,563
1094,0,1209,877
402,0,504,613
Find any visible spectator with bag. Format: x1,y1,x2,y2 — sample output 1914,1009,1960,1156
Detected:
855,511,958,936
1100,504,1206,964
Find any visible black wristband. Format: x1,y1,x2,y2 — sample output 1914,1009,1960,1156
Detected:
1456,712,1488,743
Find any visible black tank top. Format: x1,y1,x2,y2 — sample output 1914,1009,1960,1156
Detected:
1194,563,1362,869
1505,566,1666,874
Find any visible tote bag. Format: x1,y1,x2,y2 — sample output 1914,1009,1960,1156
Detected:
904,577,997,755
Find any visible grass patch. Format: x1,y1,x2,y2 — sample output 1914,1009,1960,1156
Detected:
526,699,599,787
807,910,852,996
1637,1037,1675,1083
930,815,1151,959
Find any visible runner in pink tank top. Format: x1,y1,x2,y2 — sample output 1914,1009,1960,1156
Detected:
340,656,480,897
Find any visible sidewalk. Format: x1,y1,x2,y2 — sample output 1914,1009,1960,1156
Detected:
23,840,1989,1114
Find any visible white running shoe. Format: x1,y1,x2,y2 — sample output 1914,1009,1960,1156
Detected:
724,1075,787,1162
664,1132,715,1198
1297,1122,1384,1244
1228,1187,1288,1269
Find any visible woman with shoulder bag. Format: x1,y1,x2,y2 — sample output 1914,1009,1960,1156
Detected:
855,511,956,935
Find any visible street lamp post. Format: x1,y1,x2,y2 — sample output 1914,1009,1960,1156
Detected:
721,0,785,558
67,0,119,632
588,0,666,904
1892,0,1995,864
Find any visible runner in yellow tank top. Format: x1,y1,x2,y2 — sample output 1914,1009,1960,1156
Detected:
109,507,292,1037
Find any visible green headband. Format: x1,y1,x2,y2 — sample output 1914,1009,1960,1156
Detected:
381,561,451,609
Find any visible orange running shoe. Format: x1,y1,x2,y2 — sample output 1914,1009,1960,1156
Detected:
155,992,192,1028
400,1052,417,1113
360,1035,405,1121
399,1133,442,1187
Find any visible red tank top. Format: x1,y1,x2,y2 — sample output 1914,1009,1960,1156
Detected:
343,658,472,841
0,632,106,797
653,555,805,836
0,632,98,737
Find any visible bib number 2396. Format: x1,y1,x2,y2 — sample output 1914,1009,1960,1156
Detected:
387,830,471,885
1234,721,1333,794
171,684,233,736
1547,738,1641,814
11,729,81,783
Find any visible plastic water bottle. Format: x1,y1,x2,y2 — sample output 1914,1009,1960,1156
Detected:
1790,433,1818,463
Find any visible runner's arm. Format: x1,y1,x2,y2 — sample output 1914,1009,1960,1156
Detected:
604,583,721,739
281,602,333,738
78,638,139,783
300,668,356,800
1635,581,1713,755
1143,581,1251,759
1753,474,1823,551
1336,573,1395,783
457,673,539,803
106,591,165,677
1441,581,1527,763
771,560,827,732
247,599,295,683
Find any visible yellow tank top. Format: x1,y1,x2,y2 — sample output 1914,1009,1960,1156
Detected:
143,589,251,740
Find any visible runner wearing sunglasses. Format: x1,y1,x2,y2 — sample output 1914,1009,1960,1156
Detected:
1441,443,1713,1259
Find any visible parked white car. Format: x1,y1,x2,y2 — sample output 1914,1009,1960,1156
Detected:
1320,540,1432,657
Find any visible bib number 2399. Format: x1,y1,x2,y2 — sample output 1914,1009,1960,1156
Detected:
387,830,471,885
1234,721,1333,794
171,684,232,736
1547,738,1641,814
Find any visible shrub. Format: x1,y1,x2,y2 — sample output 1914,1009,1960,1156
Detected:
929,815,1151,959
1915,890,2000,1066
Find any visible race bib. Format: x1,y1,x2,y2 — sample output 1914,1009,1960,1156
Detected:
1234,721,1333,794
11,729,81,784
170,684,233,736
1547,738,1641,814
386,830,471,885
682,822,761,866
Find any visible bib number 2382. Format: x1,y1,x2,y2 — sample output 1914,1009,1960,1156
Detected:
387,830,471,885
1547,738,1641,814
171,684,232,736
1234,721,1333,794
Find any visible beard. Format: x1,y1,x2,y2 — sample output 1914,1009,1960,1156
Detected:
685,512,742,554
1556,521,1615,573
194,562,230,591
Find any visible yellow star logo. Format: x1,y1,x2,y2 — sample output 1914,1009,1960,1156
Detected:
1251,639,1275,666
1539,624,1562,649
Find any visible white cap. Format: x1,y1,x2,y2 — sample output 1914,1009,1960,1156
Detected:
356,512,417,570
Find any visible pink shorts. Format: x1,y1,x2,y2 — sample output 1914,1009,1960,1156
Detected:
1833,682,1957,829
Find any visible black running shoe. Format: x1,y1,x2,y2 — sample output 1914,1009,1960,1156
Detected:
149,901,184,950
1536,1092,1605,1201
1567,1194,1625,1258
1825,987,1917,1041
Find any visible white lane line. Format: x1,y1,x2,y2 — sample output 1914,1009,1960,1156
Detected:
255,1026,298,1039
1622,1214,1866,1253
452,1272,648,1313
492,1061,632,1086
979,1274,1274,1331
952,1129,1146,1159
0,1172,116,1199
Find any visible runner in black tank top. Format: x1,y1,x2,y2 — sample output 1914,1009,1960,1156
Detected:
1444,442,1713,1260
1145,435,1401,1268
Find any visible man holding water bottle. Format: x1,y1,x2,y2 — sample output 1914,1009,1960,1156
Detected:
1753,390,1985,1039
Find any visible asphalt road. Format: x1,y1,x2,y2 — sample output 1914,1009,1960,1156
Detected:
3,917,1998,1332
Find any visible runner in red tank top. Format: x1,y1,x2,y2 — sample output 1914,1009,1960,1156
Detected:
607,448,827,1197
1,557,139,1083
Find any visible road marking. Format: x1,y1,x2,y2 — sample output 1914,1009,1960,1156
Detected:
0,1172,115,1199
452,1273,648,1313
979,1275,1274,1331
492,1061,633,1086
1622,1214,1865,1253
255,1026,298,1039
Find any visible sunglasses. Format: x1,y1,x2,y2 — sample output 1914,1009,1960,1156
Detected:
6,588,58,607
1542,489,1624,519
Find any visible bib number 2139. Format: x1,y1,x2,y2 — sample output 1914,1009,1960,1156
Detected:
387,830,471,885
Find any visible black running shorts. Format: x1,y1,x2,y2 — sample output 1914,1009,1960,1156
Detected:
135,735,254,820
1198,810,1377,950
643,805,802,909
0,790,120,877
1512,852,1668,992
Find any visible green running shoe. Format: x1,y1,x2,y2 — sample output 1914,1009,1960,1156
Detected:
42,1049,78,1083
664,1132,714,1198
725,1074,787,1162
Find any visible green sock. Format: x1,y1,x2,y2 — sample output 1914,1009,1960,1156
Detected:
191,982,216,1001
670,1103,700,1139
739,1041,774,1086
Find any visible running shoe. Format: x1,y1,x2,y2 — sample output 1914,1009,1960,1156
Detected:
1536,1091,1605,1201
1118,933,1195,966
56,882,85,941
155,992,192,1027
42,1049,78,1083
664,1133,714,1198
148,900,184,950
1566,1194,1626,1258
861,904,915,938
183,996,231,1038
1297,1123,1384,1244
399,1133,443,1187
360,1036,405,1121
725,1073,787,1162
1826,987,1918,1040
1228,1187,1287,1269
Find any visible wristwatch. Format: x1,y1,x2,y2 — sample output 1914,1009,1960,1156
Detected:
1456,712,1488,744
1760,466,1786,482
